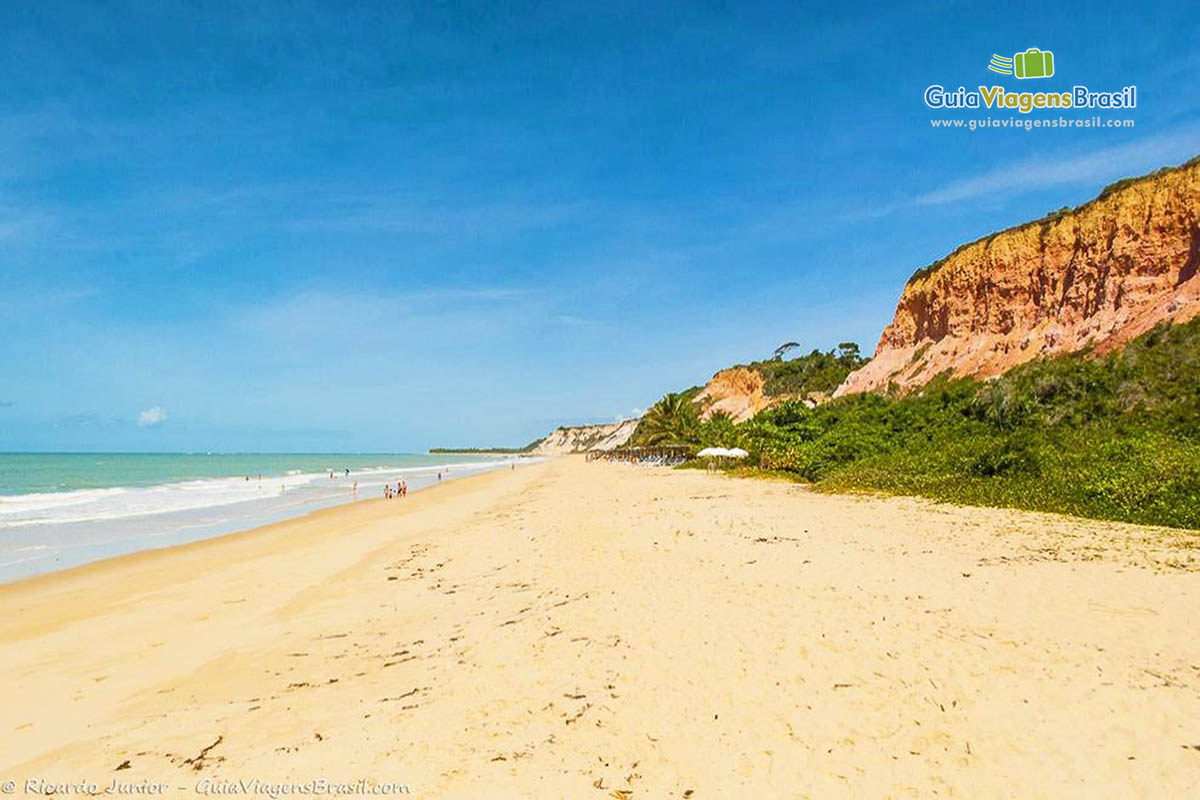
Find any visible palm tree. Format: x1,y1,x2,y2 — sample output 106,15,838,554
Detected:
635,392,699,445
699,409,737,447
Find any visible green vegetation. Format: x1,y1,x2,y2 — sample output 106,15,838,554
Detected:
630,392,700,446
672,319,1200,530
629,344,867,447
429,441,540,454
751,342,867,397
773,341,801,360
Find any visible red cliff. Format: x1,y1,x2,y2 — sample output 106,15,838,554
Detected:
838,157,1200,395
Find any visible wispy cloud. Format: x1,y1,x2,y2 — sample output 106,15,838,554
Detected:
554,314,608,329
0,214,45,242
0,287,98,320
285,198,584,237
913,128,1200,206
224,285,544,364
53,413,128,430
838,128,1200,224
137,406,168,427
236,285,531,331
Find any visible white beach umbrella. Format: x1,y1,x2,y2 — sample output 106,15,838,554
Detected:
697,447,731,457
726,448,749,458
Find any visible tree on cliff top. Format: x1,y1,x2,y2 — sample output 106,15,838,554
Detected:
773,342,801,361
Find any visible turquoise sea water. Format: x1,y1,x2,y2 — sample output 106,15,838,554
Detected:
0,452,472,496
0,452,525,582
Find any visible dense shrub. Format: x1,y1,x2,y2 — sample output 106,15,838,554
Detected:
683,318,1200,530
751,343,867,397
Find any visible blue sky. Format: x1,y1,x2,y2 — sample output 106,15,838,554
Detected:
1,0,1197,452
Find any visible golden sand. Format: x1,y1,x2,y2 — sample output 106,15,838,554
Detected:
2,457,1198,797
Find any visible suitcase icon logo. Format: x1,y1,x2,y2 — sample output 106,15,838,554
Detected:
988,48,1055,79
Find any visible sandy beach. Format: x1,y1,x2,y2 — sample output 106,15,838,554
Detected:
2,457,1198,798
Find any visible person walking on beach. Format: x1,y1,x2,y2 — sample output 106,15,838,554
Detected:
401,479,407,499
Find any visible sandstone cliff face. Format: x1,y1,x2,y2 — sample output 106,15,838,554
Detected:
694,366,834,421
695,367,771,422
527,419,638,455
837,158,1200,395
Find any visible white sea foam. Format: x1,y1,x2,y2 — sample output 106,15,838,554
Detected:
0,458,521,529
0,471,322,527
0,456,539,582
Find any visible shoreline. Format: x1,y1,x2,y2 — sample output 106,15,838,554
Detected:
0,460,522,598
0,455,527,584
3,457,1198,795
426,449,536,456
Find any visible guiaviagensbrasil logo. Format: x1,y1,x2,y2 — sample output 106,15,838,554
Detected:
988,48,1054,79
924,46,1136,115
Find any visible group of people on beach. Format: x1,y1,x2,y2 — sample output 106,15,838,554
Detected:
383,480,407,500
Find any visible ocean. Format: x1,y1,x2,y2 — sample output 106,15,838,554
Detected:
0,452,527,582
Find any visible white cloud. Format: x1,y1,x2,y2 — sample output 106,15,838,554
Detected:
137,406,168,427
913,127,1200,207
0,286,98,320
286,198,584,237
555,314,603,329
